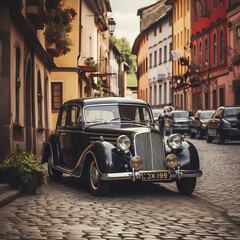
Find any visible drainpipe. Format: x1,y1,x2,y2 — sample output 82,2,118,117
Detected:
77,0,82,97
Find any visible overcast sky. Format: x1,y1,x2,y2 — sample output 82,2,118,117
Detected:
110,0,157,48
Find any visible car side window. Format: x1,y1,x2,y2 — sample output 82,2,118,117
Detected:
58,107,67,127
69,105,82,126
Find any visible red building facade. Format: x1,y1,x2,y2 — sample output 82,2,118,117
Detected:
190,0,233,112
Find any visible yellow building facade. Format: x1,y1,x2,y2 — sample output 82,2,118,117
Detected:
167,0,192,110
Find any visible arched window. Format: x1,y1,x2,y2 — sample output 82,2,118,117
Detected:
220,30,224,63
199,41,202,70
16,46,21,124
37,70,43,127
213,33,217,66
194,44,197,66
205,38,208,69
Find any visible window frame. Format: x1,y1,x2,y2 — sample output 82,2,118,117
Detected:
51,82,63,111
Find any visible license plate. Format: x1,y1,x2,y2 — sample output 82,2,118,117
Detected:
142,171,171,181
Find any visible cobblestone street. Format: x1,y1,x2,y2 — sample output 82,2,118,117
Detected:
0,138,240,240
163,137,240,224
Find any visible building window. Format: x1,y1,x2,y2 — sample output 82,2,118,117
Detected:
205,92,209,109
154,50,157,67
37,70,43,127
198,0,203,18
219,87,225,106
146,57,148,72
164,45,167,62
204,0,208,15
149,53,152,68
199,41,202,70
159,85,162,105
205,38,208,69
169,42,173,60
213,33,217,66
213,89,217,109
164,82,167,104
219,0,223,5
193,0,197,22
194,44,197,66
220,30,224,63
52,82,63,111
159,48,162,64
154,85,157,105
213,0,217,9
149,86,152,105
15,46,21,124
159,24,162,32
154,28,157,36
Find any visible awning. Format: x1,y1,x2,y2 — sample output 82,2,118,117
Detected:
90,73,106,78
79,65,96,72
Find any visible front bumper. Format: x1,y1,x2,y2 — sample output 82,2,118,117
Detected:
101,169,203,181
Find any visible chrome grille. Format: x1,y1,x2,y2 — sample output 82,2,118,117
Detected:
134,130,165,171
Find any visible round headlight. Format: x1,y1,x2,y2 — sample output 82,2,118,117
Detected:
167,134,182,150
117,135,131,151
130,156,143,170
166,154,178,168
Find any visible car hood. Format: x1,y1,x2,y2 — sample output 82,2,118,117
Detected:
224,116,239,123
84,123,154,136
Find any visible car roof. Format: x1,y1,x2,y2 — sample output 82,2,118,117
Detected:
63,97,149,106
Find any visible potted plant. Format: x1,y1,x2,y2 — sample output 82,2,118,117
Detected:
0,146,47,194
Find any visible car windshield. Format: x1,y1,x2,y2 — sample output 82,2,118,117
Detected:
84,104,152,125
173,112,189,118
152,109,164,118
200,111,214,119
224,108,240,117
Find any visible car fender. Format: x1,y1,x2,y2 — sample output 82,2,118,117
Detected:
165,140,199,169
41,134,63,167
82,141,131,174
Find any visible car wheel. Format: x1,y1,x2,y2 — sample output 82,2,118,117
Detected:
176,177,196,195
206,129,213,143
48,155,62,181
88,158,111,196
217,130,225,144
189,130,195,139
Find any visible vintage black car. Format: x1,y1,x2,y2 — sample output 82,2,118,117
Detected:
164,110,193,135
206,106,240,144
41,98,202,196
189,110,215,139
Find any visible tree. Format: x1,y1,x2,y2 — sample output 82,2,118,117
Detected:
110,36,136,74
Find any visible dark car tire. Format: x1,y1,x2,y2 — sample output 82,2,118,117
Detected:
176,177,196,195
206,129,213,143
48,156,62,181
217,130,225,144
196,129,203,139
189,130,195,139
88,158,111,196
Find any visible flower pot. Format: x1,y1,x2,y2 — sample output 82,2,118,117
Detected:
23,175,39,195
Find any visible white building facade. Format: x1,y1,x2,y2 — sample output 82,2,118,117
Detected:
148,10,173,108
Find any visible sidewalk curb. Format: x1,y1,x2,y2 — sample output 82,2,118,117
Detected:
0,189,21,208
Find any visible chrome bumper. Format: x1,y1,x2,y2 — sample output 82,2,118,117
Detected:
101,169,203,181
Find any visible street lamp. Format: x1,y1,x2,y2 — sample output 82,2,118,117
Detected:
108,17,116,36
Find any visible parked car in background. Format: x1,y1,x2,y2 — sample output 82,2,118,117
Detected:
41,98,202,196
152,108,164,122
206,106,240,144
164,110,193,135
189,109,215,139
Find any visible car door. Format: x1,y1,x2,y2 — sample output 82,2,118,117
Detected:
64,104,85,169
56,106,69,166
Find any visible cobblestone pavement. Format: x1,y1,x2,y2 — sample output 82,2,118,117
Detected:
0,177,240,240
162,137,240,224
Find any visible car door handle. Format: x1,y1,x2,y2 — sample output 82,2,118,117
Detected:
60,133,66,136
